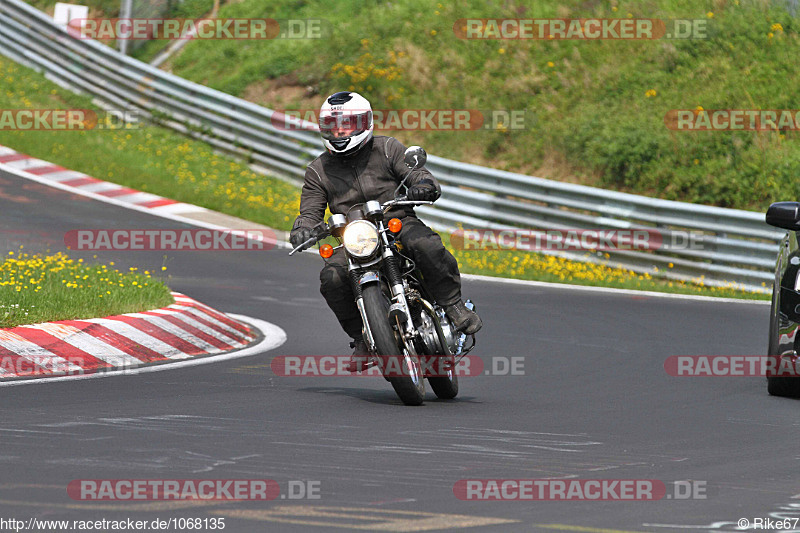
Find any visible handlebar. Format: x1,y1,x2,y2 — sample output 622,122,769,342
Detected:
381,196,434,212
289,197,434,256
288,235,317,256
288,222,330,256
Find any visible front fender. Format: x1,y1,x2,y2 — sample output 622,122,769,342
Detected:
358,271,381,286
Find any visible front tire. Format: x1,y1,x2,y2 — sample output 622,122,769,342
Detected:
362,284,425,406
767,375,800,397
766,282,800,397
428,363,459,399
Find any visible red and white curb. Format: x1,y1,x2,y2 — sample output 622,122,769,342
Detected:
0,144,209,218
0,292,282,382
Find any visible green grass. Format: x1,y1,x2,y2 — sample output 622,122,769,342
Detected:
23,0,121,13
127,0,216,63
0,250,174,328
21,0,798,211
0,57,300,230
0,44,771,300
448,247,770,300
157,0,800,212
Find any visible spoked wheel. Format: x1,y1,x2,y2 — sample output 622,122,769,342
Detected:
362,284,425,406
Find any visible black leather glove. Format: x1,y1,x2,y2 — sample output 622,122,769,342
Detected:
406,178,440,202
290,226,314,248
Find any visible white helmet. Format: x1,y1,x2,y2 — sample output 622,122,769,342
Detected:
318,91,373,156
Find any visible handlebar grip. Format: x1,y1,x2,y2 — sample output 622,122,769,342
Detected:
288,235,317,256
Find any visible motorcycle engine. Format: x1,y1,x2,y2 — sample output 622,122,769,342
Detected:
414,305,458,356
416,309,442,355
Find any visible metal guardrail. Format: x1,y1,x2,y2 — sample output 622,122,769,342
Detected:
0,0,784,292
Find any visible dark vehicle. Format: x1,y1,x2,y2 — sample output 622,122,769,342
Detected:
289,146,476,405
765,201,800,396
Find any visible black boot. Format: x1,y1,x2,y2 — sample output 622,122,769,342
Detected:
445,301,482,334
347,339,370,372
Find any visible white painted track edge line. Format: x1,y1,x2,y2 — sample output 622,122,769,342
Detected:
461,273,771,305
0,161,247,235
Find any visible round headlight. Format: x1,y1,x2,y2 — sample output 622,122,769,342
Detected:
343,220,380,258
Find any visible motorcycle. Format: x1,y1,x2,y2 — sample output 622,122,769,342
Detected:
289,146,477,405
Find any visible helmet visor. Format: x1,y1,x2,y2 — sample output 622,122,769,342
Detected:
319,110,372,141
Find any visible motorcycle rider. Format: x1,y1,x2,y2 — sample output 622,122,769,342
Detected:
290,91,481,369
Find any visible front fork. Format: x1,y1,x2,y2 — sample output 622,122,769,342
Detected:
379,223,417,341
385,267,415,332
351,224,416,353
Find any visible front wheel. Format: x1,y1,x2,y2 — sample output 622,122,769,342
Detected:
362,284,426,406
428,363,459,399
766,283,800,397
767,375,800,397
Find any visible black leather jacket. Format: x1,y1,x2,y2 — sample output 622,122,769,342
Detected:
291,136,440,231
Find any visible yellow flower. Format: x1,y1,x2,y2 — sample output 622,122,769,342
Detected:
430,29,437,36
768,32,774,39
498,48,505,54
547,61,554,68
706,12,714,18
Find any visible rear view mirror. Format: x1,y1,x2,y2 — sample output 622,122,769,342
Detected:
403,146,427,170
766,202,800,231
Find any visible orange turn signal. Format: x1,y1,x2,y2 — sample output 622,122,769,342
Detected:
388,218,403,233
319,243,334,258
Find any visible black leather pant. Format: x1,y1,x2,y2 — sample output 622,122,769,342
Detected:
319,217,461,340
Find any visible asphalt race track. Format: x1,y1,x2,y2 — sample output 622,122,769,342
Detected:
0,166,794,532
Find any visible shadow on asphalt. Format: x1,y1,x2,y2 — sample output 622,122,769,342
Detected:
298,386,482,406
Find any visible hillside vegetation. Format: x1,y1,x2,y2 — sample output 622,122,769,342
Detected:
159,0,799,211
22,0,799,209
0,54,761,298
